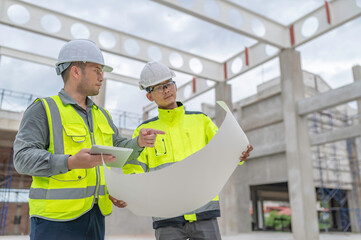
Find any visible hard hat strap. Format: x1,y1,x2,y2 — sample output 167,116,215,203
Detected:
56,62,71,75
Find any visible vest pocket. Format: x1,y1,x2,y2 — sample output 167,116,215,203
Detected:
154,136,167,156
63,123,87,143
97,124,114,145
50,169,87,182
45,170,88,213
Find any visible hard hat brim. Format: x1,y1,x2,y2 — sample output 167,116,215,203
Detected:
103,65,113,73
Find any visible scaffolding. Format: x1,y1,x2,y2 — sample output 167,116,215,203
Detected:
0,149,14,235
312,106,361,232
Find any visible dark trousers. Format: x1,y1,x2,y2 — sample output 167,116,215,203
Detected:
30,204,105,240
155,218,222,240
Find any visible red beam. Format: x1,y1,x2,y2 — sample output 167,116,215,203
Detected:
325,1,331,24
245,47,249,66
289,24,295,46
192,77,196,93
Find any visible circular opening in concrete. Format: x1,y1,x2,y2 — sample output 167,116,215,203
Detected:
189,58,203,74
41,14,61,33
204,0,220,19
124,39,140,56
147,46,162,61
169,52,183,68
206,80,216,87
231,57,243,74
71,23,90,39
7,5,30,25
178,0,195,8
356,0,361,8
228,9,243,29
251,18,266,37
301,17,319,37
98,31,116,49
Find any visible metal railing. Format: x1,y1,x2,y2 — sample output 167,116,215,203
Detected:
108,109,142,130
0,88,38,112
0,88,142,130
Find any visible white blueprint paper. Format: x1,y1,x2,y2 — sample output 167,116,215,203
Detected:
103,101,249,217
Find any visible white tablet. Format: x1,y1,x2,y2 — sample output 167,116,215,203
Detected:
90,145,133,168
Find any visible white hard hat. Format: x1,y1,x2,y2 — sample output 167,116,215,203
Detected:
55,39,113,75
139,61,176,90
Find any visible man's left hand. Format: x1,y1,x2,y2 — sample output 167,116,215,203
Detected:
109,195,127,208
138,128,165,148
240,144,253,162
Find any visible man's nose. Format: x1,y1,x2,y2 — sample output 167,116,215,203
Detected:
163,85,170,93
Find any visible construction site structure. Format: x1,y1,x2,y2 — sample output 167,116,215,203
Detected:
0,1,361,239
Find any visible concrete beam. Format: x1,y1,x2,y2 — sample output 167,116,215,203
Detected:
0,0,223,81
241,109,283,132
225,42,279,81
0,46,139,86
310,124,361,146
249,142,285,159
153,0,289,48
292,0,361,47
257,190,289,201
225,0,360,81
298,81,361,116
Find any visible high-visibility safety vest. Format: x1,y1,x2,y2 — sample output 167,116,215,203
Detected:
29,95,113,221
123,102,220,228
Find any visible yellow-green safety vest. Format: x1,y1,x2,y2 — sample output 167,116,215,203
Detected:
29,95,113,221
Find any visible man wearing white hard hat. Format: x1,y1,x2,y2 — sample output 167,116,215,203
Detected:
13,39,164,240
123,61,253,240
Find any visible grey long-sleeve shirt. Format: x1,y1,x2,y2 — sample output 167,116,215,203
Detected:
13,89,143,177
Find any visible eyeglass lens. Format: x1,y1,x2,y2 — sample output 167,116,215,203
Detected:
154,82,175,92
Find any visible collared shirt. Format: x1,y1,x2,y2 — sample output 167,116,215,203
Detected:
13,89,142,177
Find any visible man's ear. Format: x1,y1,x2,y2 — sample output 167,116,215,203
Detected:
146,92,154,102
70,65,81,80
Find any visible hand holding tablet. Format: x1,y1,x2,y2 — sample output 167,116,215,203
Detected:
90,145,133,168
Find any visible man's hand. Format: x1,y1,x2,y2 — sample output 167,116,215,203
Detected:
240,144,253,162
138,128,165,148
67,148,116,170
109,195,127,208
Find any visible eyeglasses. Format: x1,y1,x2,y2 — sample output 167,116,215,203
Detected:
147,81,176,93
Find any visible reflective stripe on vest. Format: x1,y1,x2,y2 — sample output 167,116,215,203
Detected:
29,96,113,221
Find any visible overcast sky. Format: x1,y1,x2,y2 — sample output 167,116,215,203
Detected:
0,0,360,121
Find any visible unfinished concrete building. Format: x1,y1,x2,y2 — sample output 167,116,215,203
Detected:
1,0,361,239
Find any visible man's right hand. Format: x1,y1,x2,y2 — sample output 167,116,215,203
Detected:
67,148,116,170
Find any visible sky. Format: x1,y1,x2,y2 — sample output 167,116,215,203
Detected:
0,0,361,124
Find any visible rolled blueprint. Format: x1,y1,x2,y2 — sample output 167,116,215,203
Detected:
103,101,249,217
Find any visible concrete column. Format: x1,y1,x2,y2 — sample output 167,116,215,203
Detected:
14,175,24,235
215,81,251,233
142,110,149,121
258,199,264,229
251,188,259,230
348,65,361,232
215,82,232,126
92,79,107,107
279,49,319,240
215,82,235,235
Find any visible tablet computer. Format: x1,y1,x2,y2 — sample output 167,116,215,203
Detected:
90,145,133,168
